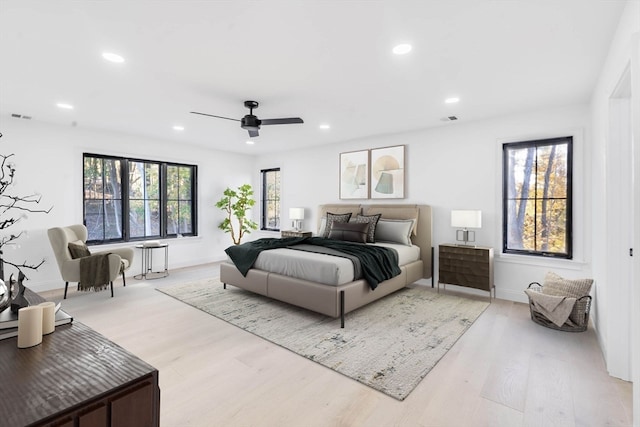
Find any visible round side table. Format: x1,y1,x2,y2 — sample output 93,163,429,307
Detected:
134,243,169,280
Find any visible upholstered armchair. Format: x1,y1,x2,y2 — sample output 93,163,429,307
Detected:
47,224,134,298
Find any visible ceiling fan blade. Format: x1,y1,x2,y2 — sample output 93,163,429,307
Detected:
190,111,240,122
260,117,304,126
248,129,259,138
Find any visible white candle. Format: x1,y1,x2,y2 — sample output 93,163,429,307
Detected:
39,302,56,335
17,306,43,348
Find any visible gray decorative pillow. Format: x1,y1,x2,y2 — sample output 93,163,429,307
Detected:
542,271,593,298
68,240,91,259
323,212,353,237
374,218,414,246
352,214,382,243
328,222,369,243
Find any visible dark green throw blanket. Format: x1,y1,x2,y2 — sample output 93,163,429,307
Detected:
79,253,112,291
225,237,400,290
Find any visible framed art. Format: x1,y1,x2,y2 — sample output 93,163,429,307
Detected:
339,150,369,199
370,145,405,199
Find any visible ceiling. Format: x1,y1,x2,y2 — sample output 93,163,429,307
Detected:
0,1,626,155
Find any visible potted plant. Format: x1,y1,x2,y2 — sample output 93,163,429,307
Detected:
215,184,258,245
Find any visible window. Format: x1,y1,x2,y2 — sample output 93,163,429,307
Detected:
83,154,197,243
261,168,280,231
502,136,572,258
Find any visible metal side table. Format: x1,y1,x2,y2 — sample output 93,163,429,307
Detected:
134,243,169,280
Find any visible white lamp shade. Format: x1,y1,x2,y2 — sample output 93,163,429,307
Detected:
451,210,482,228
289,208,305,220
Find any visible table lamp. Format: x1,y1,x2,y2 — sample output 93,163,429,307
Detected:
451,210,482,246
289,208,305,231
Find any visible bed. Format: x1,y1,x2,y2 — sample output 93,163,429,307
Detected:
220,204,433,327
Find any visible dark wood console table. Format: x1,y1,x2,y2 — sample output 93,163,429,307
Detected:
0,321,160,427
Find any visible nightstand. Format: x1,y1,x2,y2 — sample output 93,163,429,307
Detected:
281,230,312,238
438,244,494,299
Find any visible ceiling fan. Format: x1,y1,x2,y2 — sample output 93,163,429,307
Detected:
191,100,303,137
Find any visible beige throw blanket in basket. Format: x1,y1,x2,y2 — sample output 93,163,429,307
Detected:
524,289,576,327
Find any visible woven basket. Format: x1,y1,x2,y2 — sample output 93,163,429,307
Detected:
527,282,592,332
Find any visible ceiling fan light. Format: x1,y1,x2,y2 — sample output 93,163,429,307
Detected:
445,97,460,104
246,140,255,145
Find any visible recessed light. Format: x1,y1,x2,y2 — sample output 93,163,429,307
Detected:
102,52,125,63
392,44,412,55
445,97,460,104
173,125,184,131
56,103,74,110
246,140,255,145
319,124,330,130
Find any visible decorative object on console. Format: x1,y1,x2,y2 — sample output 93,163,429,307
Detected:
215,184,258,245
289,207,305,231
340,149,369,199
451,209,482,246
39,301,56,335
371,145,405,199
0,132,53,281
17,305,43,348
0,279,8,313
10,272,29,313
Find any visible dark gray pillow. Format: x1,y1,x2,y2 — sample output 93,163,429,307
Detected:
353,214,382,243
323,212,353,237
328,222,369,243
68,240,91,259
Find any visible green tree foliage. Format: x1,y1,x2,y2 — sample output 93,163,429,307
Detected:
216,184,258,245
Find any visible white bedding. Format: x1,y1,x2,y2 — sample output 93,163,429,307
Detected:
252,242,420,286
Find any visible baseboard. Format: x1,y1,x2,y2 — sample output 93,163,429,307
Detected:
436,284,529,304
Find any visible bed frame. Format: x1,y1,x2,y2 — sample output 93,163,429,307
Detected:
220,204,433,327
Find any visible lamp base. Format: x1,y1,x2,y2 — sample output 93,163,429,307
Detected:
455,229,476,246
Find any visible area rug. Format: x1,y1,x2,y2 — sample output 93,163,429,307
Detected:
157,278,489,400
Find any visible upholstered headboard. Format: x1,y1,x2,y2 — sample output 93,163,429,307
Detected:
317,204,433,280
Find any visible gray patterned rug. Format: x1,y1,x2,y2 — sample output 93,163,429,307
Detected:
157,278,489,400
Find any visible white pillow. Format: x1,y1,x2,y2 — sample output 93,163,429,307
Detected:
374,219,414,246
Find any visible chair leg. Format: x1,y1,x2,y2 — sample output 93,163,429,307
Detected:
64,282,69,299
122,271,126,287
110,281,114,298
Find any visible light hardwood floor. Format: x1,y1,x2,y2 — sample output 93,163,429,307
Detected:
40,263,633,427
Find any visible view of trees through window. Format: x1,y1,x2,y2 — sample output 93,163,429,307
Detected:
84,154,197,243
503,136,572,258
129,161,160,238
84,156,123,241
261,168,280,230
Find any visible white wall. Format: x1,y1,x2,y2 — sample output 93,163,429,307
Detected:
256,104,592,302
0,117,255,292
589,0,640,405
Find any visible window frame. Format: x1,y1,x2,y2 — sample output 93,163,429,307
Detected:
502,136,573,259
260,168,281,231
83,153,198,244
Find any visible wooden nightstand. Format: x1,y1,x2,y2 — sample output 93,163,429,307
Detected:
281,230,312,238
438,244,494,299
